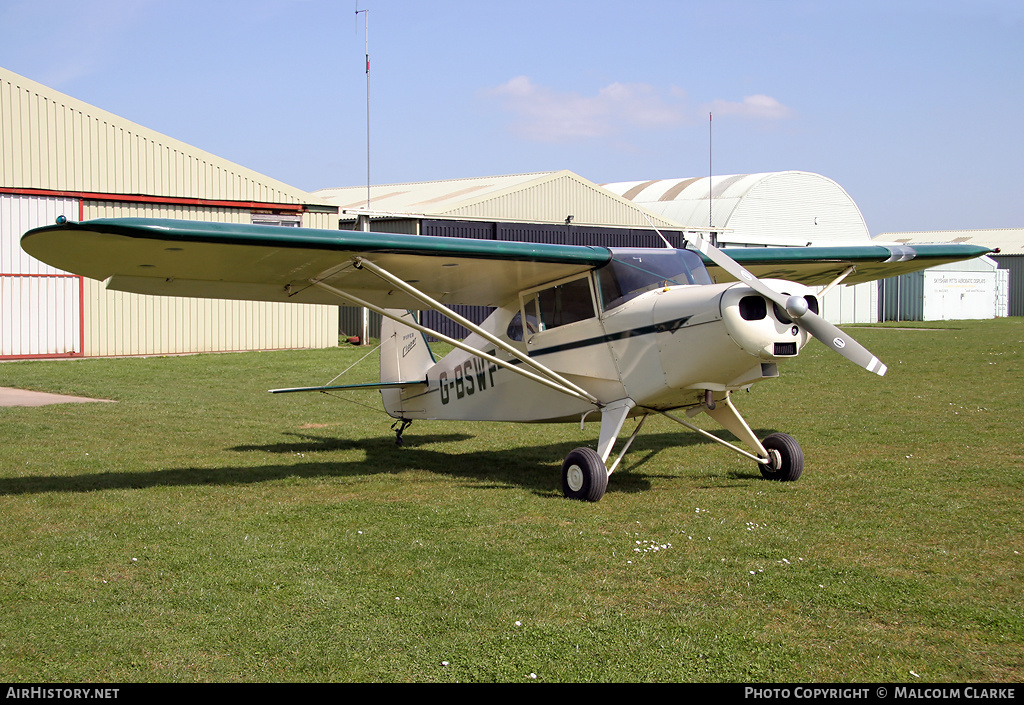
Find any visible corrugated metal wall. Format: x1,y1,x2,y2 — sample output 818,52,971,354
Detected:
440,172,678,229
81,280,335,356
1,67,309,204
819,282,877,325
81,200,334,229
878,273,926,321
877,260,1007,321
995,255,1023,316
1,274,80,357
729,173,869,245
1,193,79,275
2,194,338,358
1,193,81,357
77,202,336,356
604,172,873,248
339,306,381,342
422,219,686,247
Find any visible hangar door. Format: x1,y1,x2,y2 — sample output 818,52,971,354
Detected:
1,194,82,358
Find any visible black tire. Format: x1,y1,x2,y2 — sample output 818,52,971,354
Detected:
561,447,608,502
758,432,804,482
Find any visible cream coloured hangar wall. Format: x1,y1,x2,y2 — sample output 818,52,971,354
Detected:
78,202,337,358
2,66,338,359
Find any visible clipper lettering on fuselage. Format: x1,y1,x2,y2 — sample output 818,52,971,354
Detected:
401,332,417,358
438,352,498,405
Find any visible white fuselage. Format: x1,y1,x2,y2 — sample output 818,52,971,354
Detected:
383,276,817,424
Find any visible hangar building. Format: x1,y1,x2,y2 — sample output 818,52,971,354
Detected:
315,170,682,240
1,66,339,360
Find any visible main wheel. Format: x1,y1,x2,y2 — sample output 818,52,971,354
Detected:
758,432,804,482
561,447,608,502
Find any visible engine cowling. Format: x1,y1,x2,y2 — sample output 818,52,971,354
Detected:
721,280,819,360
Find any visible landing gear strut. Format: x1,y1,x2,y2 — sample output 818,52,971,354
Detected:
559,395,805,502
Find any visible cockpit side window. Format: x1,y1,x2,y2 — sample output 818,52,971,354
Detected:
597,248,712,311
536,276,594,328
508,275,596,341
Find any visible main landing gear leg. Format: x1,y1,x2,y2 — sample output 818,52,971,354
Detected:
704,395,803,481
658,392,804,482
561,399,636,502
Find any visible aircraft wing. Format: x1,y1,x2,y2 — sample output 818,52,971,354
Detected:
711,243,994,286
22,218,991,308
21,218,612,308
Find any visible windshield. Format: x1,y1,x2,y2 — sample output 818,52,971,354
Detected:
597,248,712,311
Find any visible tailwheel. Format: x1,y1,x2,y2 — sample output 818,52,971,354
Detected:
561,447,608,502
758,432,804,482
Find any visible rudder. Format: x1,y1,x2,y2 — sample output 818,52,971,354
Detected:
379,309,435,416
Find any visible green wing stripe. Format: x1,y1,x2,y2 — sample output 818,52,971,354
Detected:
706,242,993,285
26,218,612,266
716,243,991,266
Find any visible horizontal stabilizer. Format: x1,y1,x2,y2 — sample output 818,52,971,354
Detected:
269,381,427,394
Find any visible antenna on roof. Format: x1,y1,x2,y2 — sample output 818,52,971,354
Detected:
356,7,371,225
708,112,713,235
639,209,674,249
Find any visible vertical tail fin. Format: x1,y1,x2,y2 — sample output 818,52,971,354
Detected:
379,309,435,416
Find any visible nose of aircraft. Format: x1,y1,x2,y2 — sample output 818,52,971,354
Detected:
720,282,817,360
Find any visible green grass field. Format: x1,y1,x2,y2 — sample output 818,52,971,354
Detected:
1,318,1021,683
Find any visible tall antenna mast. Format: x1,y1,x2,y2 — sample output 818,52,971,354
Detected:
708,112,713,234
356,8,370,214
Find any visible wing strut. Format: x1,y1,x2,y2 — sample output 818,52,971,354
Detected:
350,256,600,404
818,265,857,297
308,277,602,408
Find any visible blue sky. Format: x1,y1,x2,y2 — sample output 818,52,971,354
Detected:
2,0,1021,234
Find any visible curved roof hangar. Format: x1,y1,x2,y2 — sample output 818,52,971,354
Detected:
603,171,870,247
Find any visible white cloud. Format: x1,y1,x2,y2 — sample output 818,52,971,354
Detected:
708,94,794,120
486,78,793,142
486,76,687,143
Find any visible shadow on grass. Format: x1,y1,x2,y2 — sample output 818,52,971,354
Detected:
0,428,774,498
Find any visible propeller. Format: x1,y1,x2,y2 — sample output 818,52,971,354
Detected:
691,235,887,376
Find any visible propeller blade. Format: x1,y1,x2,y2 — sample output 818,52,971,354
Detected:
797,311,888,376
690,233,887,376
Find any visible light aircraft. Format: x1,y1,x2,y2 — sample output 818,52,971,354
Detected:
22,217,990,501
